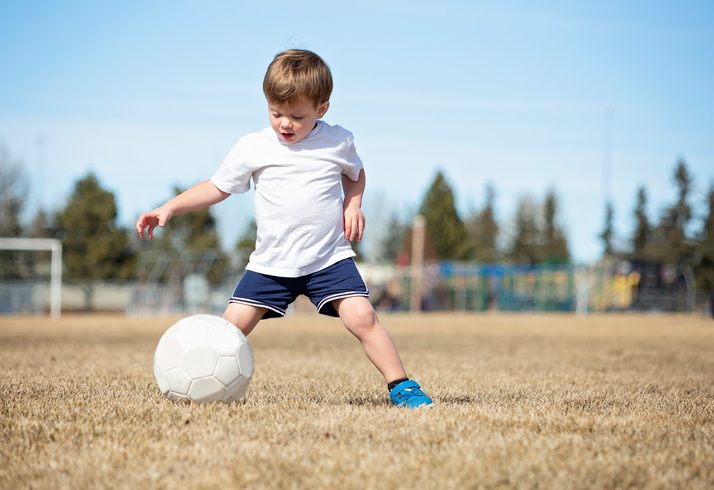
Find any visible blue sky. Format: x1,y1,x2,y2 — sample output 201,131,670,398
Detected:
1,1,712,262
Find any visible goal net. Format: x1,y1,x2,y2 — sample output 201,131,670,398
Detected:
0,238,62,318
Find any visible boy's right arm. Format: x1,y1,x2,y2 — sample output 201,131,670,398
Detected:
136,179,230,240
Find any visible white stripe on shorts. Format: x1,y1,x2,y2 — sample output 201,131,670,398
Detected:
229,297,286,316
316,288,370,313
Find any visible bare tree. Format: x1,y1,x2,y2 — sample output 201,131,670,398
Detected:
0,145,28,237
0,146,31,278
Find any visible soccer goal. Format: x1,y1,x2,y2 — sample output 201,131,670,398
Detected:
0,238,62,319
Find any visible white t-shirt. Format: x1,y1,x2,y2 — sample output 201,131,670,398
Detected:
211,121,363,277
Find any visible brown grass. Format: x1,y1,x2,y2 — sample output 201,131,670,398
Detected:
1,313,713,489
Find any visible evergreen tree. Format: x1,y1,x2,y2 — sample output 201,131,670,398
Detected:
630,186,650,261
695,183,714,317
650,159,694,263
418,170,469,260
377,213,407,263
156,187,223,252
25,209,54,279
347,229,364,262
234,219,257,270
153,186,227,284
599,201,616,258
670,158,694,260
55,173,135,310
541,189,570,263
673,158,694,231
29,209,52,238
466,184,499,263
506,195,540,265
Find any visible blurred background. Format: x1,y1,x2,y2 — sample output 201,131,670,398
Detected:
1,1,713,316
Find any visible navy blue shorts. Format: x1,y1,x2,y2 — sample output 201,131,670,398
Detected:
229,258,370,319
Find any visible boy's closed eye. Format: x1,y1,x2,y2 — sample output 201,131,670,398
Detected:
272,112,304,121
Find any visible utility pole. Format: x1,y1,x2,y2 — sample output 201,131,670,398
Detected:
410,214,425,312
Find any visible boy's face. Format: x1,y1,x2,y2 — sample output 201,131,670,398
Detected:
268,97,329,145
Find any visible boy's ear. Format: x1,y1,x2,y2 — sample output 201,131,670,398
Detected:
317,101,330,118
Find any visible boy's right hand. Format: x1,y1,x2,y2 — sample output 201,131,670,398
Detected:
136,207,172,240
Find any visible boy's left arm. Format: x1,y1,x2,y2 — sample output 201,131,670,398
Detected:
342,169,365,242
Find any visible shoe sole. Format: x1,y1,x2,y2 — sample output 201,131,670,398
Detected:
396,401,434,409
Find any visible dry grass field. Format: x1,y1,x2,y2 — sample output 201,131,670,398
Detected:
1,312,713,489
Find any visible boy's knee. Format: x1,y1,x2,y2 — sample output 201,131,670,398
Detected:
340,298,377,330
222,303,266,336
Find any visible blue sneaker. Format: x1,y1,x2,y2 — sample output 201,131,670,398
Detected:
389,380,433,409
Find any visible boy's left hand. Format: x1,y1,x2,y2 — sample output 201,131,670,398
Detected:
344,205,365,242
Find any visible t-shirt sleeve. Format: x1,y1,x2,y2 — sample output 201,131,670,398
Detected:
210,141,252,194
339,134,364,182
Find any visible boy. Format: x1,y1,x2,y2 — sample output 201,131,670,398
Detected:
136,49,432,409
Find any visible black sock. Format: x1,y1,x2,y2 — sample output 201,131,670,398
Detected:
388,377,409,391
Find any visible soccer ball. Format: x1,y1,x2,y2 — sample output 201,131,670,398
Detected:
153,314,254,403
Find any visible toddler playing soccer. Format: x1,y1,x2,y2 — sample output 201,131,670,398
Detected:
136,49,432,408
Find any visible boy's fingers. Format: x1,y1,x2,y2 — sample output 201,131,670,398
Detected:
136,214,163,240
350,217,358,241
352,216,362,241
344,213,365,241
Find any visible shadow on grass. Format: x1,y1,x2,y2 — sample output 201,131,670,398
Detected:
344,395,390,407
343,393,482,407
438,393,481,405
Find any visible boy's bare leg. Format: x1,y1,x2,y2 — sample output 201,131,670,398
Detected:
222,303,267,337
332,296,407,383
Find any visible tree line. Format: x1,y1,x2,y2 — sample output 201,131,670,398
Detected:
378,171,570,266
1,145,713,309
1,146,227,308
385,160,712,303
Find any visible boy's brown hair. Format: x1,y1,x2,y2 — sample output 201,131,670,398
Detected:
263,49,333,107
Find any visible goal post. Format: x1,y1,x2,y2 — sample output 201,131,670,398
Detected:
0,238,62,319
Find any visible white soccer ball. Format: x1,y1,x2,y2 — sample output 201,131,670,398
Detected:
153,314,254,403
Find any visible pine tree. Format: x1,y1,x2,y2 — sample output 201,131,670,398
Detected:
418,170,469,260
234,219,257,270
507,195,540,265
650,159,694,263
25,209,53,279
630,186,650,261
153,186,227,285
670,158,694,260
377,213,407,263
29,209,52,238
599,201,616,258
541,189,570,263
55,173,135,310
350,233,365,262
466,184,499,263
156,187,223,252
695,183,714,317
